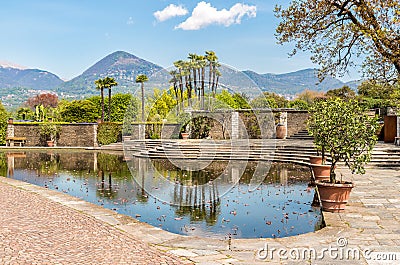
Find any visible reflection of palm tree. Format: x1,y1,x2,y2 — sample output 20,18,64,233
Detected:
173,169,221,225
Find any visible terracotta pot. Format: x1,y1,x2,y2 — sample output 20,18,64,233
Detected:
181,132,189,140
276,124,286,139
47,140,55,147
316,181,354,212
309,155,326,165
310,164,331,181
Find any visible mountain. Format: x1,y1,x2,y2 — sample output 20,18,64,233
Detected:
58,51,164,96
243,69,360,95
0,65,63,90
0,51,362,108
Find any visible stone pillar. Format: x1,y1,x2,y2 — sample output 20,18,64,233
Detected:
397,116,400,138
138,124,145,140
93,124,98,147
231,111,239,140
6,121,14,147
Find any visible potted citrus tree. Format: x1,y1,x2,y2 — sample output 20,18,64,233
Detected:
39,123,61,147
308,98,379,212
307,99,330,180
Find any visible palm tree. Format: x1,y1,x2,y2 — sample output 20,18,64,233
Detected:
205,51,219,97
169,70,180,113
182,61,193,106
196,55,207,109
103,77,118,121
135,74,149,122
94,78,106,122
188,53,199,98
173,60,185,110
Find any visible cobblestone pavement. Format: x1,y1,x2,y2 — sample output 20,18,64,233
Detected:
0,179,190,265
1,161,400,264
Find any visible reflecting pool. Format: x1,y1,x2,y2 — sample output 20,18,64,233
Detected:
1,151,324,239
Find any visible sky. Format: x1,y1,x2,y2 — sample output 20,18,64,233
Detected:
0,0,359,82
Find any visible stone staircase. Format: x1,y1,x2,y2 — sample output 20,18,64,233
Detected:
123,139,317,166
287,129,314,140
120,139,400,168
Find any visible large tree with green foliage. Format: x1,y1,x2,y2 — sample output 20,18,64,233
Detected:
0,102,8,145
326,86,356,99
58,100,99,122
275,0,400,83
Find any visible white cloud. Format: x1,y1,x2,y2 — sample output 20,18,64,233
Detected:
175,2,257,30
154,4,188,22
127,17,134,25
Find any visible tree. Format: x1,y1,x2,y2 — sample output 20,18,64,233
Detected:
16,107,35,120
147,89,177,121
95,78,106,122
325,86,356,99
215,90,250,110
295,89,325,105
288,99,310,110
275,1,400,83
358,81,395,99
103,77,118,121
308,98,379,182
58,100,99,123
205,50,219,96
108,93,137,122
0,102,8,145
135,74,149,122
25,93,58,109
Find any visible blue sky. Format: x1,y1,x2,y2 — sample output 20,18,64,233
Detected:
0,0,358,81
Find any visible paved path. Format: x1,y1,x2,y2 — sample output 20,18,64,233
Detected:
1,154,400,264
0,179,189,265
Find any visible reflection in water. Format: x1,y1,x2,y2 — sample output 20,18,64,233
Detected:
1,151,324,239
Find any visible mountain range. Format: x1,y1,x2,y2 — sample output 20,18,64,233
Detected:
0,51,360,108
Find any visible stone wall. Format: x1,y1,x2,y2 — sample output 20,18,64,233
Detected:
191,110,308,139
7,110,310,146
128,124,181,140
286,110,309,137
9,123,98,147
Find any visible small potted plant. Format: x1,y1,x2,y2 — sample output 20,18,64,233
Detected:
308,98,379,212
177,112,191,140
39,123,61,147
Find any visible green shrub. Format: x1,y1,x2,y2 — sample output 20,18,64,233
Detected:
97,122,122,145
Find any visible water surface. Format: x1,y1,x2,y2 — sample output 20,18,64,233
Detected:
1,151,324,239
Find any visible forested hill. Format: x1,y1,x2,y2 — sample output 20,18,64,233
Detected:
243,69,359,95
0,51,359,108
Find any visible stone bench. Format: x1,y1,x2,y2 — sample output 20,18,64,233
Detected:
6,137,27,147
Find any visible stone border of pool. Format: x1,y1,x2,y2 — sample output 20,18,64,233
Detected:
4,167,399,265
